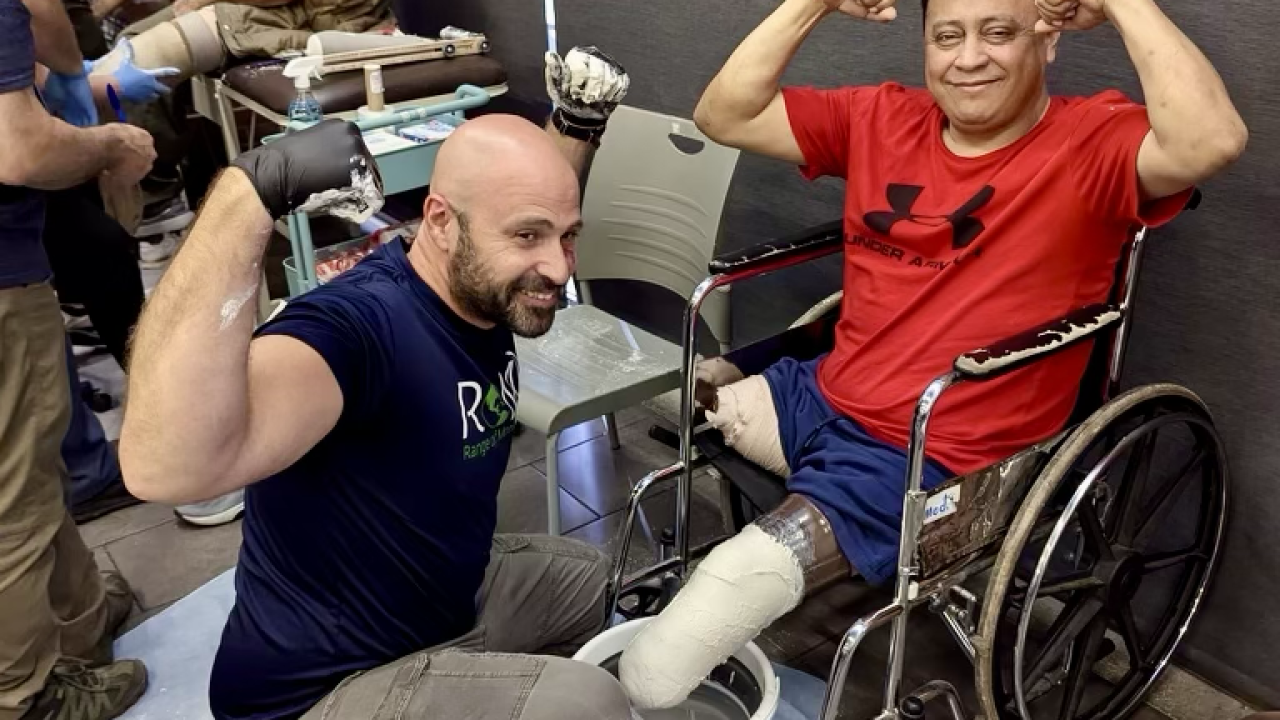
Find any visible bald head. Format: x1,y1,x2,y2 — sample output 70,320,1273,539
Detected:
430,114,580,212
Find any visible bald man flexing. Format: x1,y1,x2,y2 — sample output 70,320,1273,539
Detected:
117,112,631,719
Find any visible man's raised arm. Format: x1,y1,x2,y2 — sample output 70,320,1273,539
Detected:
120,120,384,505
1037,0,1247,200
692,0,895,164
541,45,630,175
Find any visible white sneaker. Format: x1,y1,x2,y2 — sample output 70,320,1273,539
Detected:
175,489,245,527
139,232,180,268
136,195,194,237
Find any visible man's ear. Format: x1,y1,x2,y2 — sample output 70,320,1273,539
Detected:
1043,30,1060,64
421,194,453,252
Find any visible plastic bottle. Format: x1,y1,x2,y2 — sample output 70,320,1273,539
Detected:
283,56,324,129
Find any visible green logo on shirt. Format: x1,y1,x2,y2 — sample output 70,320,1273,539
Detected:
458,352,518,460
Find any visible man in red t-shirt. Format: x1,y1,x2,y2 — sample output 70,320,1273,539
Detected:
617,0,1246,710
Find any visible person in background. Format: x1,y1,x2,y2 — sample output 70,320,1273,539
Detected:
0,0,158,717
45,0,178,525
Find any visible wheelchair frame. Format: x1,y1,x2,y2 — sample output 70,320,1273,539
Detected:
605,209,1227,720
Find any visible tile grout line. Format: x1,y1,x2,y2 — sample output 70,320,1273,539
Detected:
85,514,178,551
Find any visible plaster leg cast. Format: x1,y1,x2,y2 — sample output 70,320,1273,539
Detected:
619,494,849,710
618,523,804,709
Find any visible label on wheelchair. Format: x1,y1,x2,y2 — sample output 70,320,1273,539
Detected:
924,485,962,525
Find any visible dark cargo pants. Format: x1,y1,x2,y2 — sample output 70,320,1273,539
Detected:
301,534,634,720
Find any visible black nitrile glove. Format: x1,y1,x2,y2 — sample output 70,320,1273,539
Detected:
232,118,384,221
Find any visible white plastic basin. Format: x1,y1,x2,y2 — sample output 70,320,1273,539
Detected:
573,617,780,720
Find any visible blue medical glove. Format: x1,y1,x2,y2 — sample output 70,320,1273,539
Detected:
43,67,98,127
93,38,181,105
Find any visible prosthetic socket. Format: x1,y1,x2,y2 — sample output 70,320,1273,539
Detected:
619,495,849,710
92,7,226,84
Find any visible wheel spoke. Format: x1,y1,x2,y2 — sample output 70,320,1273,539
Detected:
1038,571,1106,599
1078,504,1114,562
1114,602,1145,664
1058,617,1108,720
1109,430,1157,545
1132,446,1205,547
1027,591,1105,688
1143,546,1206,574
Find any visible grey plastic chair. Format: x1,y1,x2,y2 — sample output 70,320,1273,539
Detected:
514,105,741,534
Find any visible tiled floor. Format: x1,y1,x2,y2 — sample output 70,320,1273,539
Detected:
71,250,1176,719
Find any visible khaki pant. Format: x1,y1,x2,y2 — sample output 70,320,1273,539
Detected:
301,534,634,720
0,283,109,720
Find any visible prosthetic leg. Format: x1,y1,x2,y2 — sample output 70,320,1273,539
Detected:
92,7,225,83
619,494,850,709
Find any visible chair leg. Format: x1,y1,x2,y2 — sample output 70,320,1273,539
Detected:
604,413,621,450
546,432,561,535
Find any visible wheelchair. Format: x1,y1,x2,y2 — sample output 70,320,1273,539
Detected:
603,194,1229,720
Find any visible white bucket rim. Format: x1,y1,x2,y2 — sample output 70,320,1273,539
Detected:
573,617,780,720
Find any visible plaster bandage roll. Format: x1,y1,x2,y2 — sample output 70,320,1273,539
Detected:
706,374,789,478
618,524,805,709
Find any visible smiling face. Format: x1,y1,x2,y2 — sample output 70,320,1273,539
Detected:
923,0,1057,143
444,188,582,339
417,114,585,338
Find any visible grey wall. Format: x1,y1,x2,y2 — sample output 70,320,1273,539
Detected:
553,0,1280,707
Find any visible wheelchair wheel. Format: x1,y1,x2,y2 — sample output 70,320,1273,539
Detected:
975,384,1227,720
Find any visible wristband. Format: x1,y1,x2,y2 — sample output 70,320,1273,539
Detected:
551,107,607,147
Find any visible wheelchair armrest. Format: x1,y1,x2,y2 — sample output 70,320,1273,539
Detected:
953,303,1123,381
708,220,844,278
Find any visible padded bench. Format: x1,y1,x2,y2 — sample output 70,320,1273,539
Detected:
195,53,508,163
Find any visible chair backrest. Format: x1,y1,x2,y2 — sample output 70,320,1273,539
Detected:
575,105,741,349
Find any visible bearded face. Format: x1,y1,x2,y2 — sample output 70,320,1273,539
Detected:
447,210,565,338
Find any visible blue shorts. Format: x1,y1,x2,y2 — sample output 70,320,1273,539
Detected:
762,356,953,586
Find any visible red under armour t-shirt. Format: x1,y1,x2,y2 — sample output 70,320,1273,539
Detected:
782,82,1190,475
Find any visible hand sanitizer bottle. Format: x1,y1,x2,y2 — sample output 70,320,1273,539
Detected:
283,56,324,129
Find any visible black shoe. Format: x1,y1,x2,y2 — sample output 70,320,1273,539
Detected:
71,481,142,525
19,660,147,720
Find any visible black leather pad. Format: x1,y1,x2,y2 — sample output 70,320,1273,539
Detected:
222,55,508,116
954,303,1123,381
708,220,844,276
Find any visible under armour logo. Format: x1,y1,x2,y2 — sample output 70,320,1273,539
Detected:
864,184,995,250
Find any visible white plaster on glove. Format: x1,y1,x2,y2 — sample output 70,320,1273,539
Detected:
544,46,630,121
619,524,805,709
706,375,790,478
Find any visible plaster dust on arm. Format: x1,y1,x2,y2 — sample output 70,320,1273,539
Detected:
219,263,260,332
618,524,806,709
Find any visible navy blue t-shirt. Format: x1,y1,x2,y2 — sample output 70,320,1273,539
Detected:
0,0,53,289
209,239,519,720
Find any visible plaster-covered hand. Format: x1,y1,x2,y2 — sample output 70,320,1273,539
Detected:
1034,0,1109,32
43,66,98,127
90,38,180,104
544,45,630,123
231,118,384,221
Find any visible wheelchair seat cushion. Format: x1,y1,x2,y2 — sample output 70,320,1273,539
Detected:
221,55,507,116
